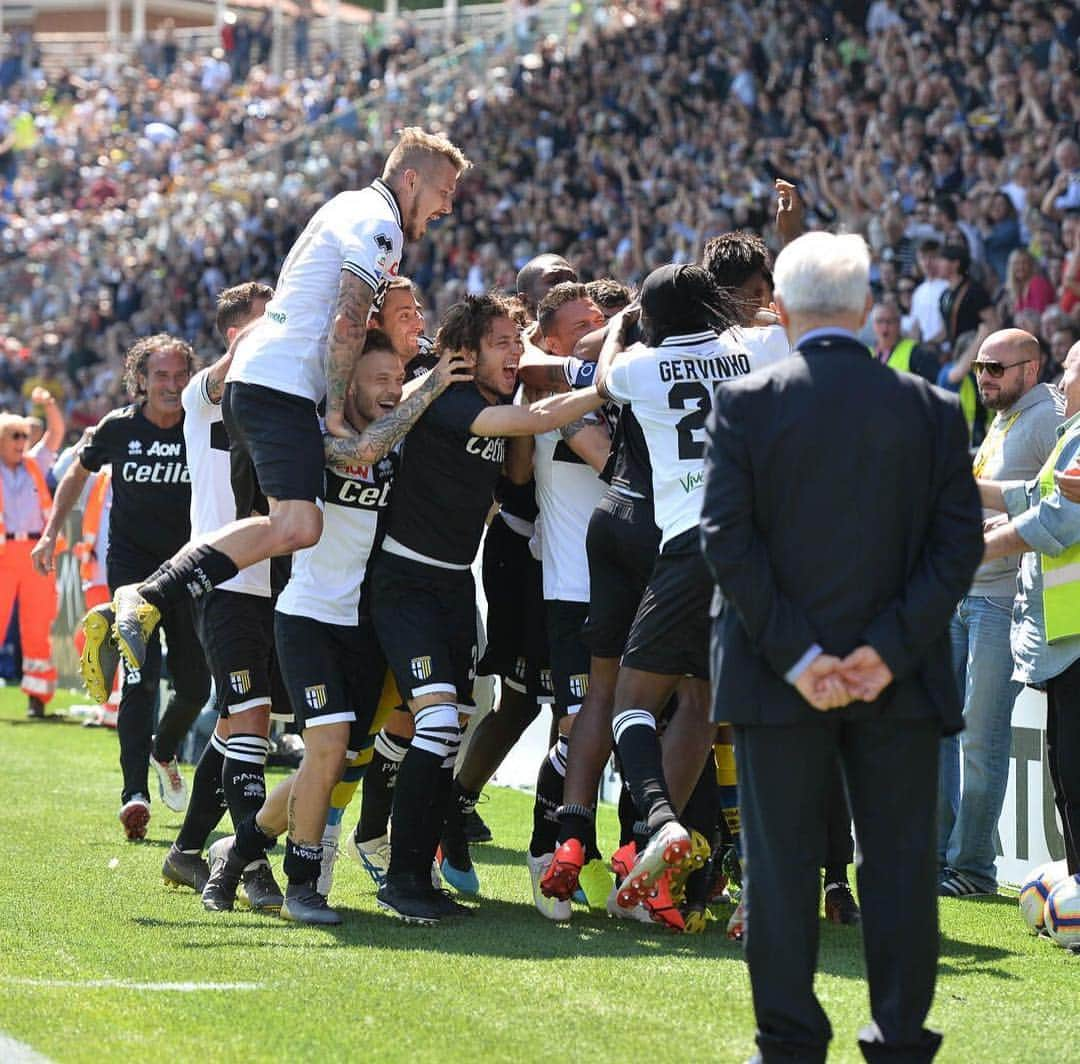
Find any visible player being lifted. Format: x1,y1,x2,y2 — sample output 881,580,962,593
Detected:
82,129,472,682
370,293,606,925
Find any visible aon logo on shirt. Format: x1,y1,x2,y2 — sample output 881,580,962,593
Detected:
146,441,183,457
465,436,505,463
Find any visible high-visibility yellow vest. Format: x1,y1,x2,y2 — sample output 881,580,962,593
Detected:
886,338,915,374
1037,423,1080,643
959,374,978,439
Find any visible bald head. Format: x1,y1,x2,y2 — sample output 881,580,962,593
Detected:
975,328,1042,412
516,254,577,318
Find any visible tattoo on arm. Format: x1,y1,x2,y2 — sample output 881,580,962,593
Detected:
324,373,442,469
206,375,225,404
558,416,588,442
325,271,375,424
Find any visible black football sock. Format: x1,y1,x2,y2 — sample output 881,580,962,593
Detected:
151,692,205,765
283,838,322,887
139,543,239,611
357,729,410,844
680,757,719,843
556,800,595,849
444,778,481,844
388,705,459,879
617,782,637,847
174,732,228,852
223,734,269,841
529,736,568,858
235,810,278,865
612,709,676,836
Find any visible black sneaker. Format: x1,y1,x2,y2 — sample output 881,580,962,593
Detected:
162,844,210,892
463,806,493,844
202,836,244,912
240,859,284,913
26,696,45,719
429,888,474,918
281,881,341,925
377,875,447,926
824,881,861,925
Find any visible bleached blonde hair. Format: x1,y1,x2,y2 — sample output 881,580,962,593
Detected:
382,127,472,181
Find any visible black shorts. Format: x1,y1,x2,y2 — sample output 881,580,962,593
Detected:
581,490,661,659
222,381,325,505
476,513,551,697
194,588,290,720
274,610,385,751
621,528,711,679
371,551,478,706
546,600,591,719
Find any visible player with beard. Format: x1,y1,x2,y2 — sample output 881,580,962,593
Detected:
370,293,605,925
34,336,210,839
94,130,471,685
203,332,471,924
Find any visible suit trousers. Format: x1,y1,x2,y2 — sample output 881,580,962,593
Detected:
735,713,942,1064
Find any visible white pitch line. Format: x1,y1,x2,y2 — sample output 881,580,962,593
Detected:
0,1032,54,1063
4,978,263,992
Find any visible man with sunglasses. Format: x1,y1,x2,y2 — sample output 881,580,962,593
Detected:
0,407,62,718
939,328,1063,898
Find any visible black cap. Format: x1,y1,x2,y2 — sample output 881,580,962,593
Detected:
639,264,732,341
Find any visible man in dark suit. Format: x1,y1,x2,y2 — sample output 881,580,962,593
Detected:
701,231,984,1063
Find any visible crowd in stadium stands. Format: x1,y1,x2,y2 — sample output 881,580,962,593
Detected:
0,0,1078,440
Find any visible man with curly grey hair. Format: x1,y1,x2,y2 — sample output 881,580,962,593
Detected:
34,334,210,841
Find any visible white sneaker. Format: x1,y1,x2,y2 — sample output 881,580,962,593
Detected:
118,795,151,841
149,754,188,812
348,832,390,890
605,885,651,923
527,852,571,921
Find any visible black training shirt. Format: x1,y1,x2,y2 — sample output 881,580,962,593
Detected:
79,403,192,574
384,383,504,566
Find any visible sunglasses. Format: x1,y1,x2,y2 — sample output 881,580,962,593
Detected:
973,359,1034,379
6,431,28,441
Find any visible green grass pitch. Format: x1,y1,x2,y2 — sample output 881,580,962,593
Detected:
0,687,1075,1062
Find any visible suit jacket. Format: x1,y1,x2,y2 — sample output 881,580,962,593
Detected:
701,333,984,733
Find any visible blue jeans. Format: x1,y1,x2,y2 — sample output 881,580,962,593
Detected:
938,595,1021,890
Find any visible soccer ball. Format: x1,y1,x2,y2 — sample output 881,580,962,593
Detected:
1044,873,1080,949
1018,860,1069,933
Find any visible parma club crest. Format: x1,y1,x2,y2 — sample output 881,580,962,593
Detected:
410,656,432,681
229,670,251,696
304,684,328,711
569,674,589,700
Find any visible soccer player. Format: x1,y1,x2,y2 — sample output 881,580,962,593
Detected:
440,256,578,865
595,264,783,910
94,129,471,681
207,332,472,924
34,336,210,839
371,276,432,376
522,282,610,920
370,293,605,924
161,282,285,908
